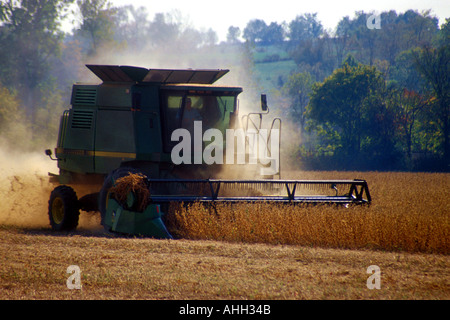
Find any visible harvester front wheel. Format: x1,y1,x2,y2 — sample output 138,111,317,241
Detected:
48,185,80,231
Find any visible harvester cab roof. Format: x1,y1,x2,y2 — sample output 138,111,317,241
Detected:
86,64,230,84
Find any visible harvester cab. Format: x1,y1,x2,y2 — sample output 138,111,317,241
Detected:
47,65,248,181
45,64,371,238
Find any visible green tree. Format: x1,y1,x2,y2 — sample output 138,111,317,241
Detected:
0,0,72,108
243,19,267,43
435,18,450,47
74,0,117,56
378,10,438,65
413,44,450,164
334,16,353,67
283,72,314,133
287,13,323,44
333,10,438,68
262,22,285,44
400,9,438,47
0,0,73,151
352,11,381,66
391,88,428,164
227,26,241,44
389,49,427,92
290,34,336,81
113,5,150,51
0,85,27,146
147,12,180,49
307,57,388,159
203,28,218,46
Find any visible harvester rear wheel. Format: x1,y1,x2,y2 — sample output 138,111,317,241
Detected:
48,185,80,231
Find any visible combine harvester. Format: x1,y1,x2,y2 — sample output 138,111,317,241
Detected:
45,65,371,239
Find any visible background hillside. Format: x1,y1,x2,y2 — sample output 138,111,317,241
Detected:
0,1,448,171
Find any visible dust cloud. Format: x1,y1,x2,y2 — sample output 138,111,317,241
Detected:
0,147,101,230
0,147,56,227
0,31,299,231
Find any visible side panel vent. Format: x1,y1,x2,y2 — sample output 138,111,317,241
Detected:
57,110,70,147
71,110,94,129
73,87,97,105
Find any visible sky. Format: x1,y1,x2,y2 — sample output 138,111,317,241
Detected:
109,0,450,41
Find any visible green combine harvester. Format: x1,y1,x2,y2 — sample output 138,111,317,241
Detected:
45,65,371,239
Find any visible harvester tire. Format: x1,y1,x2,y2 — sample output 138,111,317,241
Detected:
98,167,141,228
48,185,80,231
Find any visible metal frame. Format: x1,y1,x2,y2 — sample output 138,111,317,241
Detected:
241,104,282,179
146,179,371,205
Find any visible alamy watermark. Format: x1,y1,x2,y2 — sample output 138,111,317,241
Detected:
65,264,380,291
171,121,280,176
366,265,381,289
66,265,82,290
366,13,381,30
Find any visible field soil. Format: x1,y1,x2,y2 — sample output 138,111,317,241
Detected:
1,226,449,300
0,151,449,300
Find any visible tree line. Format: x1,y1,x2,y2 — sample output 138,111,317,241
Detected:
272,11,449,171
0,0,222,150
0,1,448,171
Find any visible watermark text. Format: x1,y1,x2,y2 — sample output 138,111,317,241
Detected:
171,121,279,175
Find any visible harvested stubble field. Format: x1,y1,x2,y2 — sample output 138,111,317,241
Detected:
0,159,449,300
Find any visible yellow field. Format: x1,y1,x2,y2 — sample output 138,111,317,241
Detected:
0,165,449,299
167,171,449,254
